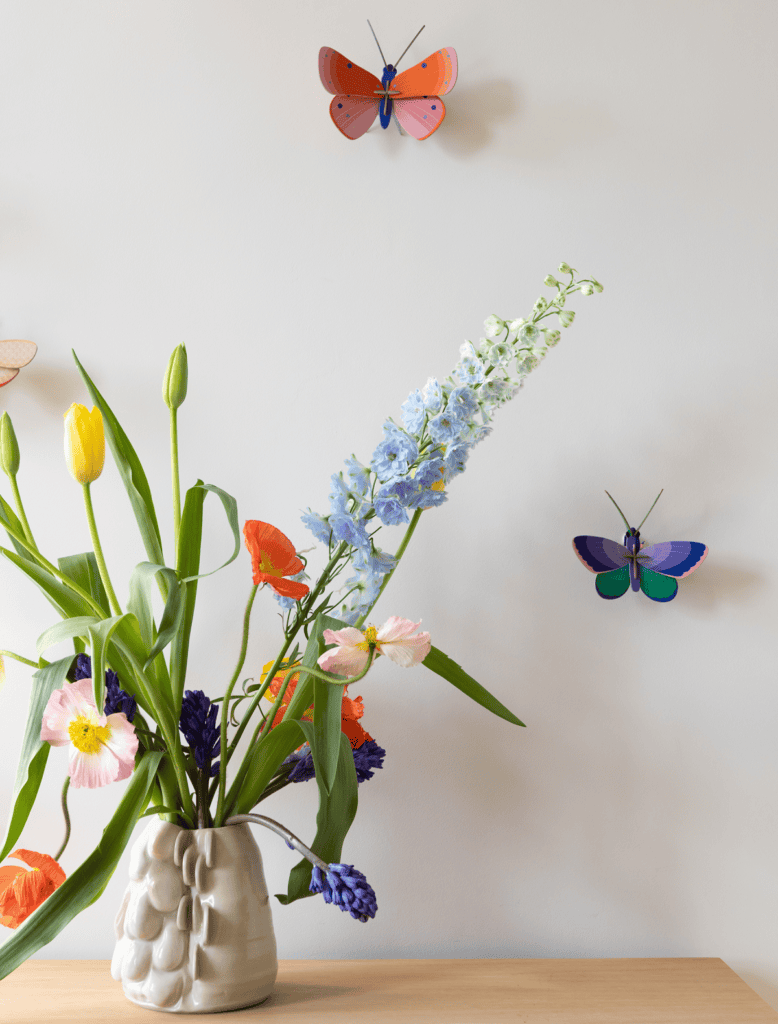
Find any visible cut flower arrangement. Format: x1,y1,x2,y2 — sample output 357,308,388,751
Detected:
0,266,601,982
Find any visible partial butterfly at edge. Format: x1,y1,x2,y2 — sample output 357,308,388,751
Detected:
0,340,37,389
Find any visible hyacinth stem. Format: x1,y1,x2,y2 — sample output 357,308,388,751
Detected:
214,584,259,827
9,475,37,549
355,508,422,629
170,407,181,561
82,483,121,616
224,813,329,872
53,777,71,862
0,649,39,668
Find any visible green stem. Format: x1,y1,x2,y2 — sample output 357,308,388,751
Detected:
53,777,71,862
82,483,121,616
170,408,181,562
9,476,36,549
355,508,423,628
0,649,39,668
214,585,258,826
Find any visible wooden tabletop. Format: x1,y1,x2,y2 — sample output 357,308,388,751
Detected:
1,958,776,1023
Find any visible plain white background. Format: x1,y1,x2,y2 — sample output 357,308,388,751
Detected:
1,0,777,1009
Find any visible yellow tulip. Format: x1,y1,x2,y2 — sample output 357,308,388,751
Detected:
64,404,105,484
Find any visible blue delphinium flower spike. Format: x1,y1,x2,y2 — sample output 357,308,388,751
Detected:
73,653,137,722
180,689,221,776
309,862,378,922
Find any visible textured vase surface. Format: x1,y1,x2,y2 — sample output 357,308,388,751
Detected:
112,819,278,1013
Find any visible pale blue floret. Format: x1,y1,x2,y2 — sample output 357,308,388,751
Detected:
370,423,419,483
400,389,426,435
414,458,445,488
374,487,410,526
444,443,471,479
329,473,351,514
330,510,370,551
421,377,443,413
406,488,448,509
456,342,486,385
446,385,480,423
344,455,370,497
428,408,464,445
301,508,332,544
352,546,396,575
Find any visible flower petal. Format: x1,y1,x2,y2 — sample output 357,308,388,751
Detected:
318,646,370,677
8,850,66,888
267,576,310,600
381,631,431,668
102,713,138,781
376,616,423,643
68,743,119,789
243,520,303,579
40,679,96,746
322,627,364,648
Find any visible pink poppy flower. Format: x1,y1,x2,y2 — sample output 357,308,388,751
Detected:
318,617,431,678
40,677,138,788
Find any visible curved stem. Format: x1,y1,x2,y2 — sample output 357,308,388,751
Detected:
225,813,329,872
9,476,36,549
82,483,121,616
53,777,71,862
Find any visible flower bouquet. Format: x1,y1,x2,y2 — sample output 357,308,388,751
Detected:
0,265,601,1005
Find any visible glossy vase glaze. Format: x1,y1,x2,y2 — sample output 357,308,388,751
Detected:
111,819,278,1013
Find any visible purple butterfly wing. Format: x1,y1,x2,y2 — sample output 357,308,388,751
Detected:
573,536,629,574
638,541,708,578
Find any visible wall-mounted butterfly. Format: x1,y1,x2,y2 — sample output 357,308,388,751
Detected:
0,340,37,389
573,490,708,602
319,22,457,140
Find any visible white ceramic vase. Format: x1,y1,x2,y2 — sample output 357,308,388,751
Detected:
111,818,278,1013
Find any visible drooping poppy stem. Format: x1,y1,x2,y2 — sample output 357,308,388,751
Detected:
214,584,259,827
53,777,71,862
82,482,121,616
0,649,39,668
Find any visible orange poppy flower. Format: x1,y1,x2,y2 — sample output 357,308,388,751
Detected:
243,521,310,600
0,849,66,929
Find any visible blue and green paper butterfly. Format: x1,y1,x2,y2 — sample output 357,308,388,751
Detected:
573,490,708,602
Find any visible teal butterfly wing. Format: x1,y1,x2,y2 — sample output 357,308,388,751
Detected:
573,536,631,600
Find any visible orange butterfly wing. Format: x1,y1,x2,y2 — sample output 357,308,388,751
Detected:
319,48,382,97
392,48,458,98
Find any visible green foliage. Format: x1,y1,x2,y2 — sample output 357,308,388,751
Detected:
0,751,163,980
0,657,74,862
229,719,305,817
423,645,526,727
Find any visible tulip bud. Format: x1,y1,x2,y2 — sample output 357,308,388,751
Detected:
64,404,105,484
544,275,558,288
559,310,576,328
580,283,594,296
0,412,20,479
163,344,188,410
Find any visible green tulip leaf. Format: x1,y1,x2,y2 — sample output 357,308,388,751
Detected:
422,645,526,727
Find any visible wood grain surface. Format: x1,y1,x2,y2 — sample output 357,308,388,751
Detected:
1,958,777,1023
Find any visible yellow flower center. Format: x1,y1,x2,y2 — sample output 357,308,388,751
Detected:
258,554,283,578
356,626,380,652
68,714,111,754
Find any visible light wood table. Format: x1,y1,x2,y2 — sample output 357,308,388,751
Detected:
1,958,777,1023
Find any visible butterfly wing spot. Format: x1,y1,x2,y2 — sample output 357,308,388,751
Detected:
422,62,427,67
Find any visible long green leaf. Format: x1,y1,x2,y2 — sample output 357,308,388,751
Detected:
423,645,526,727
72,351,166,579
0,494,32,562
276,728,358,906
179,483,241,582
88,615,134,712
1,548,93,621
0,657,74,862
58,552,109,618
283,613,348,724
170,482,204,715
0,751,163,979
127,561,183,673
312,675,346,796
36,617,98,658
229,719,305,816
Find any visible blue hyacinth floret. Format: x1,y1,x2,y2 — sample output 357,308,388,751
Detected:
179,689,221,776
281,737,385,785
73,653,137,722
309,862,378,922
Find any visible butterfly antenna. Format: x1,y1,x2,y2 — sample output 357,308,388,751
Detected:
394,25,425,68
366,20,389,67
637,489,664,532
604,491,631,531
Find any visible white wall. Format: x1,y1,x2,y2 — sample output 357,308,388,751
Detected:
2,0,777,1008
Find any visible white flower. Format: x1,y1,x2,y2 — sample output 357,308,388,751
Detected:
483,315,506,339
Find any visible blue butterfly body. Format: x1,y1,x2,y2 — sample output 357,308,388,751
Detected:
573,527,708,602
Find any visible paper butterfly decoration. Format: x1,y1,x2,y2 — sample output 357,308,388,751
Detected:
319,22,457,140
573,490,708,602
0,340,37,389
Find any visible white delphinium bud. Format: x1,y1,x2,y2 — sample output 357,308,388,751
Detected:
559,310,576,328
507,318,525,337
557,262,575,274
476,337,493,360
483,315,506,339
533,345,549,361
543,329,561,347
580,283,594,296
518,322,540,345
544,275,558,288
516,352,540,374
533,296,548,312
591,278,604,293
488,341,511,365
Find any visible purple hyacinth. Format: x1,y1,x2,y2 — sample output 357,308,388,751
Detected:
352,738,386,783
179,689,221,776
73,653,136,723
309,862,377,922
